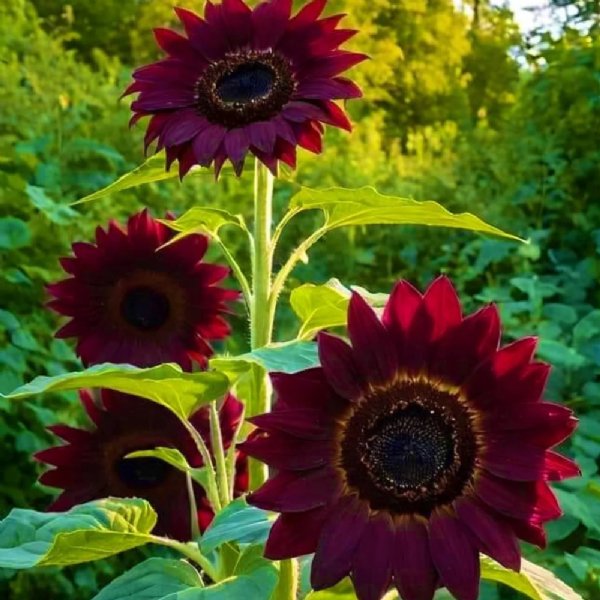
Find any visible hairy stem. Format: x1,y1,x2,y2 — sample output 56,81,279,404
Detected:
251,159,275,349
248,159,297,600
214,235,252,310
183,421,221,513
269,226,328,322
249,159,274,490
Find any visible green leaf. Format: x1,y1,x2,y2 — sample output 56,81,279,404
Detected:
74,154,174,203
233,544,269,577
348,285,389,307
289,186,522,241
210,357,266,419
546,515,579,542
26,185,77,224
126,446,191,473
481,557,583,600
554,489,600,533
290,281,349,340
542,303,578,325
241,341,319,373
11,329,40,351
0,498,156,569
520,558,584,600
200,498,275,555
95,555,277,600
162,207,247,240
212,342,319,392
573,310,600,345
93,557,203,600
73,153,213,205
537,339,588,369
2,362,229,421
0,309,20,331
290,279,390,341
564,553,589,582
481,557,543,600
195,565,277,599
0,217,31,249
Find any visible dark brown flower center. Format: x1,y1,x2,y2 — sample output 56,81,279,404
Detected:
195,51,296,128
340,379,477,516
364,404,454,490
216,62,275,105
116,456,171,489
120,286,170,331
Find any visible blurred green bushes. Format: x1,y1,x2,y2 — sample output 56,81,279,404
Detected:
0,0,599,597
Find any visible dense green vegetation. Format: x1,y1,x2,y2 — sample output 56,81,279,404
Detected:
0,0,598,597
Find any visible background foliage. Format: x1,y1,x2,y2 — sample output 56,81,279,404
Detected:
0,0,598,598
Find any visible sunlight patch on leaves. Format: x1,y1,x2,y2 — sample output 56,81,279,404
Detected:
291,281,349,340
2,363,230,421
290,279,390,340
210,357,266,419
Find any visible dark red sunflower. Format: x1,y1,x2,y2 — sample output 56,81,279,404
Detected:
35,390,248,541
125,0,366,177
47,209,238,370
241,277,580,600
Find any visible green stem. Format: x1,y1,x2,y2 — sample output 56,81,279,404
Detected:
249,159,297,600
185,472,201,540
209,400,231,506
154,536,217,582
273,557,299,600
226,403,245,497
251,159,274,350
249,159,275,491
214,235,252,310
270,207,300,251
183,421,221,513
269,226,328,322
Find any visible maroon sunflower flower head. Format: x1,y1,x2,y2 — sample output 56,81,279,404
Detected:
125,0,367,178
241,276,580,600
47,209,238,371
35,390,248,541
